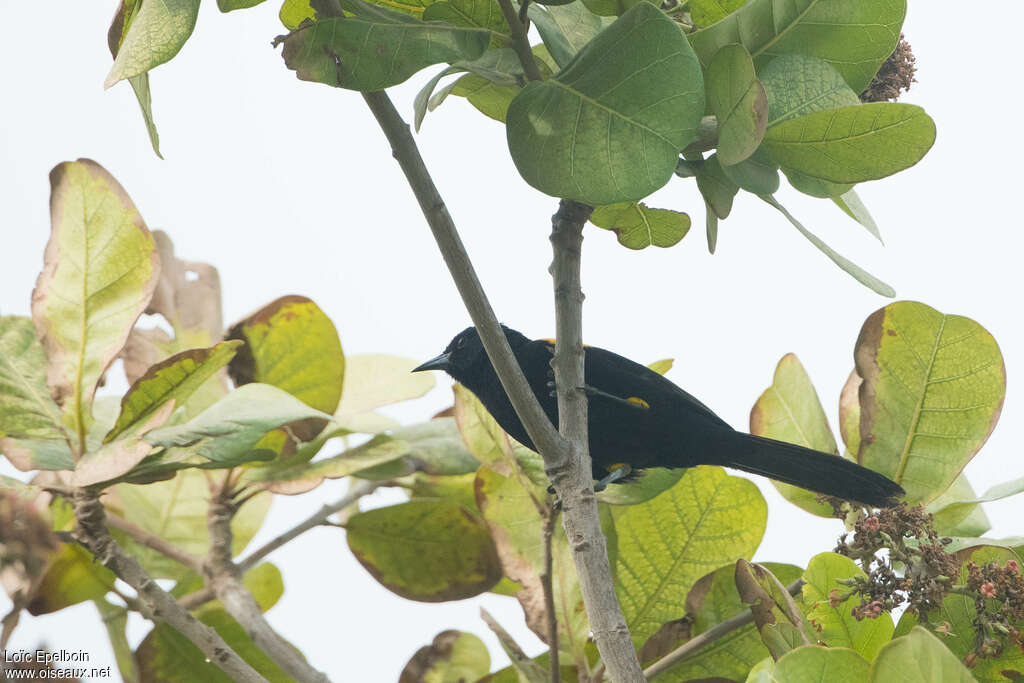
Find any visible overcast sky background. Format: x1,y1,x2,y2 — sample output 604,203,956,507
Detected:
2,2,1023,680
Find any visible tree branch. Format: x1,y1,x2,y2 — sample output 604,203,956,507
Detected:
548,203,645,681
105,512,204,574
205,488,330,683
238,479,380,573
495,0,543,82
643,579,806,680
70,490,268,683
360,89,565,459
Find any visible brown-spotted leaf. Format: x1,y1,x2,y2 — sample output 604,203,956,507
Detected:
399,630,491,683
735,559,815,660
32,160,160,449
854,301,1005,504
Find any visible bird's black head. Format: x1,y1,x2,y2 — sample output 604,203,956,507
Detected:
413,325,529,385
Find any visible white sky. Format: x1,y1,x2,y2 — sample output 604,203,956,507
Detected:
2,2,1023,681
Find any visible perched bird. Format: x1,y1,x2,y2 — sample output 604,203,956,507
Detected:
414,325,903,507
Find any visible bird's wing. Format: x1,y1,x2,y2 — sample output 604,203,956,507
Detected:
531,340,729,429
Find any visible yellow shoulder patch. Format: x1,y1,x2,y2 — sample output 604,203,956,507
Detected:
627,396,650,409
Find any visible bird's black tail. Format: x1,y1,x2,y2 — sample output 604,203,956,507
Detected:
711,433,904,507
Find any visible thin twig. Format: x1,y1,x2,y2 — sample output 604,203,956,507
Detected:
70,490,268,683
105,512,204,574
205,487,330,683
643,579,806,680
178,587,216,611
495,0,543,81
541,505,560,683
238,479,380,573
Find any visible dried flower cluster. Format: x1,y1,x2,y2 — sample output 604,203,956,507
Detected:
833,502,1024,665
834,504,957,618
860,34,918,102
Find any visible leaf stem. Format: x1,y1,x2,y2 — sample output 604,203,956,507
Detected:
644,578,805,680
541,504,560,683
496,0,543,82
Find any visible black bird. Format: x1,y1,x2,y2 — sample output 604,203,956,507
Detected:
414,326,903,507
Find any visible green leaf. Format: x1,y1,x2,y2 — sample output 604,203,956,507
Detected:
838,369,861,456
227,296,344,417
475,465,593,664
782,168,854,199
27,545,116,615
400,630,492,682
32,160,159,449
113,470,271,580
706,207,719,253
439,46,556,123
760,196,895,297
0,316,65,442
528,1,611,68
218,0,267,10
762,103,936,184
589,202,691,250
415,49,525,131
688,0,746,28
719,147,778,195
706,44,767,166
695,154,739,220
346,499,502,601
0,437,73,472
108,4,163,158
750,353,839,517
597,467,684,505
774,646,869,683
801,552,894,659
689,0,907,94
833,189,883,243
239,562,285,612
506,3,704,205
136,608,295,682
94,598,138,683
614,466,766,644
421,0,509,37
143,383,330,465
334,354,435,432
853,301,1005,504
278,3,491,91
760,54,860,128
280,0,315,28
107,341,242,443
71,434,157,488
104,0,200,88
929,474,1024,525
925,473,992,538
870,626,975,683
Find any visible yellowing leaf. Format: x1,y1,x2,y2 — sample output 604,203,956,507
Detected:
32,159,160,450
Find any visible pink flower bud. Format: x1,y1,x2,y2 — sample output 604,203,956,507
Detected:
980,582,997,598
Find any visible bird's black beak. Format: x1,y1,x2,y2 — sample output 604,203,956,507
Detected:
413,352,452,373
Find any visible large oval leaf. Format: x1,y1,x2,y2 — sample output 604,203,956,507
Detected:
854,301,1005,504
774,646,869,683
689,0,906,94
279,4,491,92
32,159,160,449
346,499,501,601
870,627,974,683
506,3,704,205
613,466,766,644
762,103,936,184
589,202,691,250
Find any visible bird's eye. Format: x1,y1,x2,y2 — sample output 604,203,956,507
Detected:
456,337,466,349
